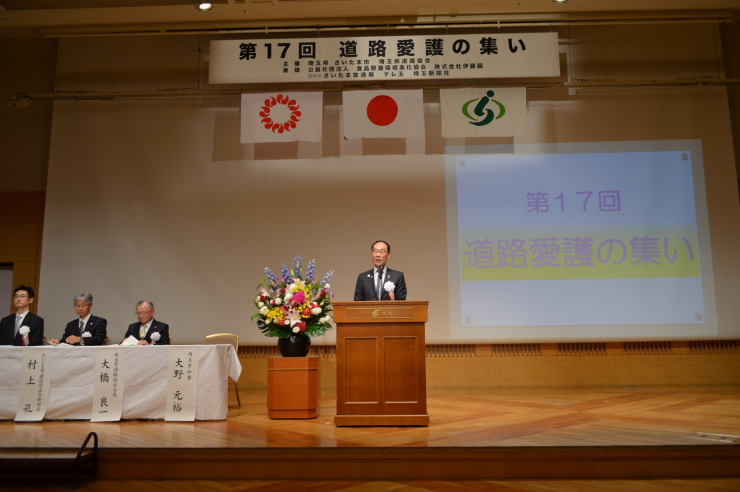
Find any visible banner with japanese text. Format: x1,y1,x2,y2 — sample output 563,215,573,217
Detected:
210,33,559,84
90,348,124,422
441,87,527,137
165,346,199,422
15,348,53,422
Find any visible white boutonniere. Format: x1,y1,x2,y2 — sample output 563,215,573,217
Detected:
384,281,396,301
150,332,161,344
19,326,31,346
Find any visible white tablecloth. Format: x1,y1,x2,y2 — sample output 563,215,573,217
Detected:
0,345,241,421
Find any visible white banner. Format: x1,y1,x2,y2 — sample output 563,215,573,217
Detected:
441,87,527,137
90,348,125,422
241,92,323,143
342,89,424,139
15,348,53,422
165,346,199,422
210,33,559,84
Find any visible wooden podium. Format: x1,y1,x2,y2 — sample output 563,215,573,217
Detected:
332,300,429,426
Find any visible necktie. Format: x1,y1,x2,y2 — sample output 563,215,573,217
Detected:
140,324,147,339
14,315,21,338
79,319,85,335
376,267,383,300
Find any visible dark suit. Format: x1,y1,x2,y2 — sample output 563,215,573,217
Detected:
354,267,407,301
60,315,107,346
0,312,44,346
122,319,170,345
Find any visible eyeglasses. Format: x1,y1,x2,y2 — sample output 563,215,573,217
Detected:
74,303,90,308
14,294,29,299
135,310,152,317
372,249,387,254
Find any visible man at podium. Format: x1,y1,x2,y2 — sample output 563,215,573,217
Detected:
354,240,407,301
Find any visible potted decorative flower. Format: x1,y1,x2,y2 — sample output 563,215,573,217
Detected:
252,255,334,357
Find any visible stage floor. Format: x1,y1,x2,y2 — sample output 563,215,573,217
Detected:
2,385,739,449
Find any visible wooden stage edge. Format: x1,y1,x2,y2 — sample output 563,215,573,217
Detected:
96,445,740,481
3,386,740,480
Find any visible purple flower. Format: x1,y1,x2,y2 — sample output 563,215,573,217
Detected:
306,259,315,282
293,255,302,277
264,267,278,285
320,270,334,286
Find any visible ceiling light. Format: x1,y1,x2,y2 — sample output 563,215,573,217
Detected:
553,0,568,3
196,1,213,11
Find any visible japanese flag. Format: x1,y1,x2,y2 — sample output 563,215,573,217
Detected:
342,90,425,139
240,92,323,143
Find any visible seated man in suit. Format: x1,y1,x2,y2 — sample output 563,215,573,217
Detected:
354,240,407,301
121,300,170,345
50,292,107,346
0,285,44,346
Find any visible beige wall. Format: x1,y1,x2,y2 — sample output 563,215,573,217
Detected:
0,23,732,345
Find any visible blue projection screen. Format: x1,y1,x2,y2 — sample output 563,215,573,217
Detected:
445,140,717,341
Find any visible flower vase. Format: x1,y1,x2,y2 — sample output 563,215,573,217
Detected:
278,333,311,357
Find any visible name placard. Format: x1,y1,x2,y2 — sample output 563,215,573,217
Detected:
15,348,53,422
90,348,125,422
165,347,199,422
210,32,559,84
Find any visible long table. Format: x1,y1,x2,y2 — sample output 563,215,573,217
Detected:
0,345,241,421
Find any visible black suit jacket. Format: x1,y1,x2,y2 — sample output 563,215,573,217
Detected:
354,267,407,301
0,312,44,346
61,315,107,346
122,319,170,345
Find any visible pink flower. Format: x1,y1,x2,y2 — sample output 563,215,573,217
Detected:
291,291,306,305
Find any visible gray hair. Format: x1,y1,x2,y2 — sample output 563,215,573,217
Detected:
74,292,93,304
136,300,154,310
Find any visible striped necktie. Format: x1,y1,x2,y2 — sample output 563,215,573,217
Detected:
79,319,85,334
14,315,21,338
139,324,147,339
376,267,384,300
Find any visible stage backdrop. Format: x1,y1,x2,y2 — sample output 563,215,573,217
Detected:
38,25,740,345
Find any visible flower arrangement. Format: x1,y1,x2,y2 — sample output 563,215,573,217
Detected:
252,255,334,338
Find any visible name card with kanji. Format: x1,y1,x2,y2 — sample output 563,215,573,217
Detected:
15,348,53,422
165,346,199,422
210,33,559,84
90,348,125,422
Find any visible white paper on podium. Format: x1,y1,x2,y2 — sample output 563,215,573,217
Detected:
15,348,54,422
90,348,125,422
165,346,199,422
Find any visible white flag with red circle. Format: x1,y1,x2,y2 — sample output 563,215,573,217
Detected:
342,90,425,139
240,92,323,143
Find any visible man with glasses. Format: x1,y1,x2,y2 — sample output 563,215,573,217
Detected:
121,300,170,345
50,292,107,346
0,285,44,346
354,240,408,301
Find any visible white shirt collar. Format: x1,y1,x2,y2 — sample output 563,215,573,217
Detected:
79,314,91,326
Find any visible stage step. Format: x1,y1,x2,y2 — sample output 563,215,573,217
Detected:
94,445,740,480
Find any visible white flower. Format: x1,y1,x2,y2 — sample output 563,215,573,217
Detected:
292,326,300,333
275,298,282,305
311,307,322,315
255,297,261,303
258,302,265,308
259,306,269,315
19,326,30,336
289,283,299,293
82,332,92,338
324,284,330,289
284,292,293,301
265,318,271,324
384,281,396,292
150,332,161,342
